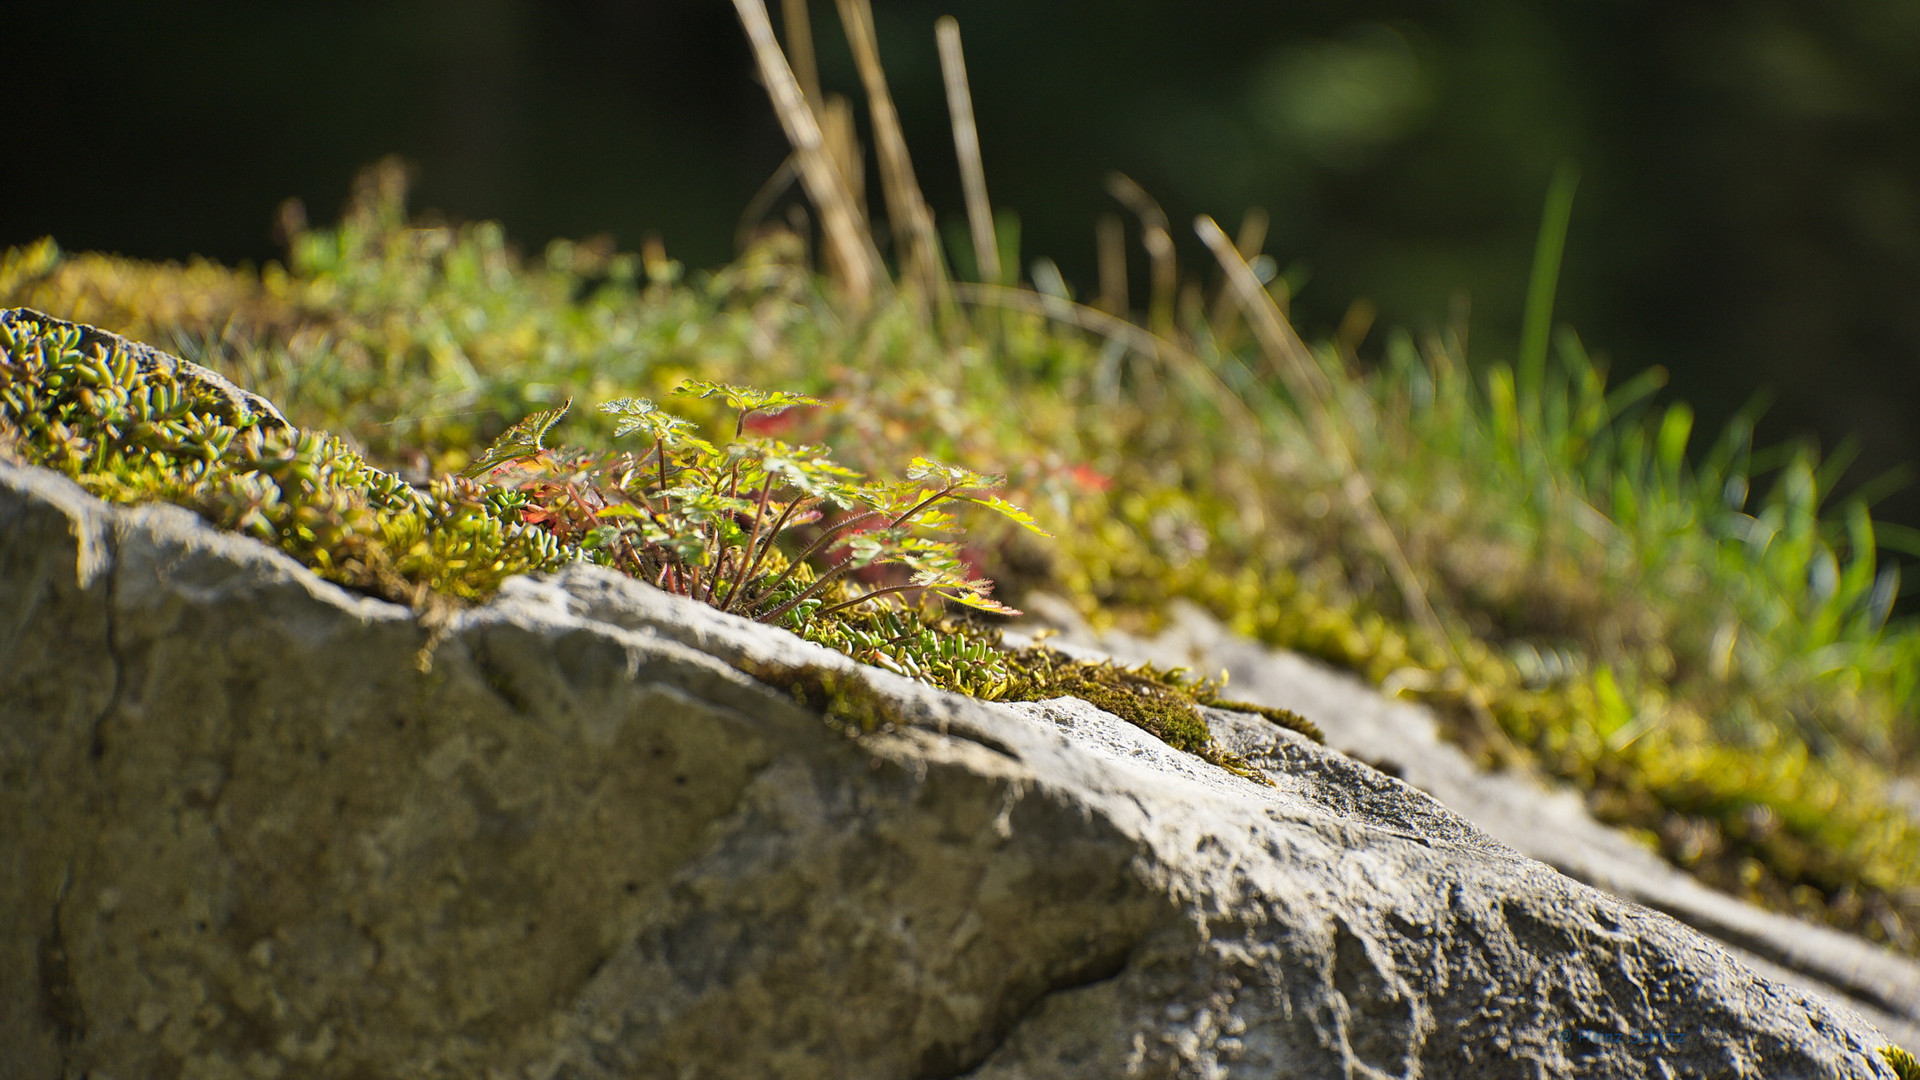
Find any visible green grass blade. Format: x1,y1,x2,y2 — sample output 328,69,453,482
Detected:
1518,161,1581,413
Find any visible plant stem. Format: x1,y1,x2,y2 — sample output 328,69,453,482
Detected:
719,473,779,612
730,494,820,610
754,558,850,625
891,483,958,528
656,437,670,514
742,507,885,610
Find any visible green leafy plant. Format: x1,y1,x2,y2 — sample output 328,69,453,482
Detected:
1883,1044,1920,1080
461,379,1051,631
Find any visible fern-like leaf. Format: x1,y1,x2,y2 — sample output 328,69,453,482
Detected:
673,379,823,416
463,400,571,478
904,455,1005,491
602,397,709,450
950,492,1055,537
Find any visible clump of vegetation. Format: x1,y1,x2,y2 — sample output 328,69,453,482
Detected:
801,603,1017,699
464,379,1047,629
3,0,1919,958
997,645,1306,785
0,311,1278,778
0,309,573,604
741,661,907,738
1883,1044,1920,1080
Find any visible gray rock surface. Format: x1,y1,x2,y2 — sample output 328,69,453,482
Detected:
1,459,1909,1079
1007,593,1920,1051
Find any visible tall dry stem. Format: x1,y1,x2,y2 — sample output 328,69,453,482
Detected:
1106,174,1178,338
731,0,886,307
1208,207,1269,338
936,16,1001,286
834,0,948,303
779,0,823,105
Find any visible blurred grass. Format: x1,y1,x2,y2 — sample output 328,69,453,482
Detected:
4,148,1918,957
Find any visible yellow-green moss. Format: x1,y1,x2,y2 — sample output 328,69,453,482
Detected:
994,646,1286,786
741,661,907,737
1198,695,1325,744
0,307,574,605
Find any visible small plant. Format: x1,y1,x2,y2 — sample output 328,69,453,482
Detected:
1882,1044,1920,1080
462,379,1051,632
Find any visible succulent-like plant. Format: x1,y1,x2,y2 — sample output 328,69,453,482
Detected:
463,379,1051,631
0,309,575,605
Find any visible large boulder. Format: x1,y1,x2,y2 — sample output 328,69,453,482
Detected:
0,459,1907,1079
1010,596,1920,1052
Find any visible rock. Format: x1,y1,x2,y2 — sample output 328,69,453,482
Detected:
1008,593,1920,1052
1,459,1909,1079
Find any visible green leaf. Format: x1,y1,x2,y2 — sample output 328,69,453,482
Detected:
753,444,865,498
461,399,571,478
907,568,1021,615
602,397,705,446
943,590,1023,616
949,493,1054,537
904,456,1004,490
673,379,824,416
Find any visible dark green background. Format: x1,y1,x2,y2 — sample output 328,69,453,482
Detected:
10,0,1920,537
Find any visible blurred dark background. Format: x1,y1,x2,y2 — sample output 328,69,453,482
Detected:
9,0,1920,544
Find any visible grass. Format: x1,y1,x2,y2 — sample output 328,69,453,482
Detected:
4,0,1918,962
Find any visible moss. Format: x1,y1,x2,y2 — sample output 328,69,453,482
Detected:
1883,1045,1920,1080
1197,695,1325,744
798,603,1017,699
997,646,1276,786
741,661,907,737
0,307,576,606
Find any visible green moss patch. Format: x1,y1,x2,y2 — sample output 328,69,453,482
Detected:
0,308,575,605
739,661,908,738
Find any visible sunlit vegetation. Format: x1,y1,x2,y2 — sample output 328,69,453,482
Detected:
4,0,1918,960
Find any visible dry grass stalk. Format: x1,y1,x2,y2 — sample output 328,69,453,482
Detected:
1335,298,1377,363
1106,173,1178,338
1208,207,1269,337
779,0,823,105
1196,213,1522,766
735,156,799,251
950,280,1263,444
818,93,870,286
833,0,947,304
936,16,1001,286
1097,213,1129,316
731,0,886,306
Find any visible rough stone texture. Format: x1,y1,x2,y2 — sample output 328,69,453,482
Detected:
1,460,1908,1079
1008,594,1920,1052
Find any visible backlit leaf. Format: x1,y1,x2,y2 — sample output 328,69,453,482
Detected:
462,400,570,477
